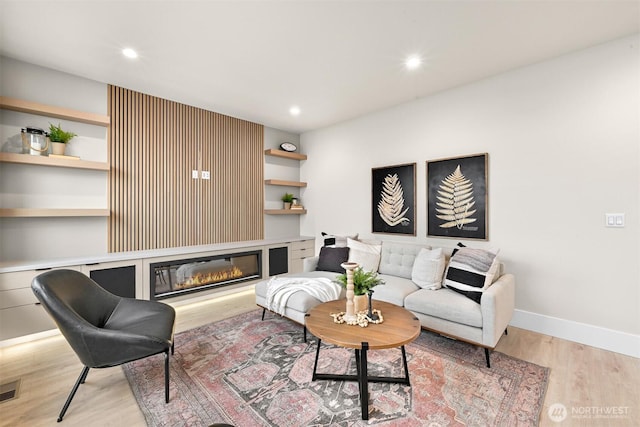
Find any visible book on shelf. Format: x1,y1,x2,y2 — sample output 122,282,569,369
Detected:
290,204,305,210
49,154,80,160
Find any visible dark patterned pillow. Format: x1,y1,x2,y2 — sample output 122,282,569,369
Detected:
443,247,500,303
316,246,350,273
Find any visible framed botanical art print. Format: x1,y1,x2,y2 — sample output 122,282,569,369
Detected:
372,162,416,235
427,153,488,240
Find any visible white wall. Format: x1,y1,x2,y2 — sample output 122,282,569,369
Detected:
301,35,640,353
0,57,109,262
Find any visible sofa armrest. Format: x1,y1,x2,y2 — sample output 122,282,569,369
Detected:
481,273,515,348
303,256,319,272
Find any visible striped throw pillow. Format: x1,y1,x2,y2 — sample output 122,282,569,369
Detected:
443,247,500,303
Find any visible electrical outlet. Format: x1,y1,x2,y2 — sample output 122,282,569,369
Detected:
202,171,210,180
192,170,198,179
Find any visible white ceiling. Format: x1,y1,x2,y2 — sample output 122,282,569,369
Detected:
0,1,638,133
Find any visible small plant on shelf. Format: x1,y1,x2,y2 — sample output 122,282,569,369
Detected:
281,192,294,209
282,193,293,209
48,123,77,144
281,192,294,203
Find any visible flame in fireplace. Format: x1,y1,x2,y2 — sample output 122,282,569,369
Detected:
176,266,244,290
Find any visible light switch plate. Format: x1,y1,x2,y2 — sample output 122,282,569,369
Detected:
605,213,624,227
192,170,198,179
202,171,210,180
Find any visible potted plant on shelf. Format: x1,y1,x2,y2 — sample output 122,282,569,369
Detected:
335,267,385,313
281,192,294,209
48,123,77,156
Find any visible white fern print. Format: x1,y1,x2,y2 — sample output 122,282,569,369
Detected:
378,173,410,226
435,165,477,229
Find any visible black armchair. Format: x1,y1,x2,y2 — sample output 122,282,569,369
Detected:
31,269,176,422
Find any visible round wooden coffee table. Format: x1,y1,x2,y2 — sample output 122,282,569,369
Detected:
305,299,421,420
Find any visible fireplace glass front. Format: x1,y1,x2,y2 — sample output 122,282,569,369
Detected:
150,250,261,300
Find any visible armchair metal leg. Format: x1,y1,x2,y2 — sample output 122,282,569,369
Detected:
58,366,90,422
164,350,170,403
261,307,266,321
79,366,89,384
484,348,491,368
505,327,508,335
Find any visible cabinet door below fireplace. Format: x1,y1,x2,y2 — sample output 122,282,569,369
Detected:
82,260,143,299
268,247,288,276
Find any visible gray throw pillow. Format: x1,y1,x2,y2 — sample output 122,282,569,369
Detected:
316,246,350,273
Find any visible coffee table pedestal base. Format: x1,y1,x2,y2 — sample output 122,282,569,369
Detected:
311,339,411,420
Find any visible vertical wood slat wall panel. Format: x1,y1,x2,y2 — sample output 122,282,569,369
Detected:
108,85,264,253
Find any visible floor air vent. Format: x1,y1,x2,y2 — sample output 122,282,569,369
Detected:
0,380,20,403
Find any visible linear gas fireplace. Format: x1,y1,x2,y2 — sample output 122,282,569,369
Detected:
150,250,262,300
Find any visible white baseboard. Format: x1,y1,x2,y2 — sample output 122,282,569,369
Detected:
511,309,640,359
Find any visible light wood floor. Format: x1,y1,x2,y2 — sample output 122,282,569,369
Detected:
1,289,638,426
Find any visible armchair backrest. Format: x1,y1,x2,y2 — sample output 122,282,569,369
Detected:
31,269,121,363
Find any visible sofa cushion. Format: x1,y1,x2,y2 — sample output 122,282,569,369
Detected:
347,238,382,272
443,247,500,303
316,246,350,273
378,242,429,279
370,274,420,307
405,288,483,328
411,247,446,289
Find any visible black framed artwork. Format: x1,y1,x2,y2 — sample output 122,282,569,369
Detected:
372,163,416,235
427,153,488,240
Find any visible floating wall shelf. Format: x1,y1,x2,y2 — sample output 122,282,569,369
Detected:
264,149,307,161
0,208,110,218
264,209,307,215
0,96,110,127
0,152,109,171
264,179,307,187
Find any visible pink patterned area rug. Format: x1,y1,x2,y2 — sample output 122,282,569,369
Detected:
123,309,548,426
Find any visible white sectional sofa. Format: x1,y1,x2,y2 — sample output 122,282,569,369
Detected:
255,239,515,367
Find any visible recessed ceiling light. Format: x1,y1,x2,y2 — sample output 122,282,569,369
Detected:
405,55,422,70
122,48,138,59
289,105,301,116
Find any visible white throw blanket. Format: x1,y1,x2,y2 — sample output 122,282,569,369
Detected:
265,276,342,316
